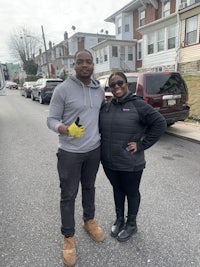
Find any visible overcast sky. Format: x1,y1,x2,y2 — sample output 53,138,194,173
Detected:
0,0,131,63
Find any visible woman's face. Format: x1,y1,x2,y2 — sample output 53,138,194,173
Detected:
109,75,128,98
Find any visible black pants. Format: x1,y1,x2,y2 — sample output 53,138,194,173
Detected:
103,167,143,217
57,147,100,237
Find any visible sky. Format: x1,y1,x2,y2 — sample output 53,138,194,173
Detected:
0,0,131,63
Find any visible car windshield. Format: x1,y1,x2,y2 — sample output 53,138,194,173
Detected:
127,77,138,94
146,73,187,95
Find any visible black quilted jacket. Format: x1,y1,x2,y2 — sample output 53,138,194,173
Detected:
99,93,167,171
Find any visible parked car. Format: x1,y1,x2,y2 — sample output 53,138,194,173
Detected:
97,72,190,126
31,78,63,104
21,81,37,98
5,81,18,90
97,75,113,101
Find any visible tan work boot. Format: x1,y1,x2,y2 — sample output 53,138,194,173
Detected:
62,236,76,266
83,219,105,242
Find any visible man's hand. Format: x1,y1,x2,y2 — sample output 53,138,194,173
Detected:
67,117,85,138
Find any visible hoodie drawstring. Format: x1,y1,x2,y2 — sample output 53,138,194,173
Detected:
89,87,93,108
82,83,93,108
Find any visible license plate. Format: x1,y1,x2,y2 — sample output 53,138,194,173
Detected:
167,99,176,106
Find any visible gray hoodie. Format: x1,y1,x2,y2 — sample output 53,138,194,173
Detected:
47,75,105,153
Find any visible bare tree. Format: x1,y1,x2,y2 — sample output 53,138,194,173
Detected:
8,25,42,74
9,25,42,61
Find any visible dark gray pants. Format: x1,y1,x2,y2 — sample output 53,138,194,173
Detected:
57,147,100,237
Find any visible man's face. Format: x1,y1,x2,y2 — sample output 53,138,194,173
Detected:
74,51,94,82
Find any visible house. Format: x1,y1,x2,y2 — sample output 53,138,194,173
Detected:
92,0,200,76
33,0,200,78
34,31,115,78
178,1,200,73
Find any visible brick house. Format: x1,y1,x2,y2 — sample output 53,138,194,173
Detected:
92,0,200,76
34,32,114,78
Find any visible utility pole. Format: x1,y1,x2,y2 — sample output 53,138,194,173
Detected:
41,25,50,78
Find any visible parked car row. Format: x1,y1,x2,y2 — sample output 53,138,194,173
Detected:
21,78,63,104
97,71,190,126
20,72,190,126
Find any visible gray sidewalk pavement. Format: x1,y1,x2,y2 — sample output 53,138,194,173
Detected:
165,120,200,144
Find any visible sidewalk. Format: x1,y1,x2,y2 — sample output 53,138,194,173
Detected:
165,121,200,144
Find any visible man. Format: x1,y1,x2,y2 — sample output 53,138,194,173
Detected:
47,49,105,266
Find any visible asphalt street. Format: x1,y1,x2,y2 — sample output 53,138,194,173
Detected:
0,90,200,267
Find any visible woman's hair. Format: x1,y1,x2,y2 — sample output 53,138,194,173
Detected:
108,72,127,86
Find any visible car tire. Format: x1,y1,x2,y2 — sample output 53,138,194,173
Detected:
31,93,35,101
39,95,44,104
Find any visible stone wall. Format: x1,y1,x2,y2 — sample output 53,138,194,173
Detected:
178,60,200,75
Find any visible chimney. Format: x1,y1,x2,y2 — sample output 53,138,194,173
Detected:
64,31,68,40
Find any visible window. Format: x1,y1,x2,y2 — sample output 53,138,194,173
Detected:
55,47,63,58
120,46,125,61
128,46,133,61
95,51,99,64
157,29,165,52
139,10,145,27
137,42,142,60
69,59,74,69
146,73,186,95
112,46,118,57
167,25,176,49
154,66,163,72
117,18,122,34
163,0,170,17
125,16,130,32
185,16,197,45
99,49,103,63
148,33,155,54
104,47,108,62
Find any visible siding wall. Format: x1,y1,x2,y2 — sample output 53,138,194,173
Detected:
179,7,200,63
141,25,177,69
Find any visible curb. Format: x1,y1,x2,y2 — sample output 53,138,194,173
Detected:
165,131,200,145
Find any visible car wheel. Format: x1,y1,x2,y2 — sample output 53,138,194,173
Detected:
31,93,35,101
39,95,44,104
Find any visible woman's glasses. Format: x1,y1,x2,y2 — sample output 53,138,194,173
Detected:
109,80,124,88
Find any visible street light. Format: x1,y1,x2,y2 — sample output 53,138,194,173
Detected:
41,25,50,78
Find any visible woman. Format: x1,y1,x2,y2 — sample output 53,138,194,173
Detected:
99,72,166,242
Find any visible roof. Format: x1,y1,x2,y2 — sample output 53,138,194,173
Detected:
91,38,137,50
105,0,142,23
69,31,115,39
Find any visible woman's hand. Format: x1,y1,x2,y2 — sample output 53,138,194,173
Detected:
127,142,137,153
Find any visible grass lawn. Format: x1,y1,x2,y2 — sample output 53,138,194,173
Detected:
183,75,200,122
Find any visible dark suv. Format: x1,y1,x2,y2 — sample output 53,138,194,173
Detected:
97,72,190,126
31,78,63,104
